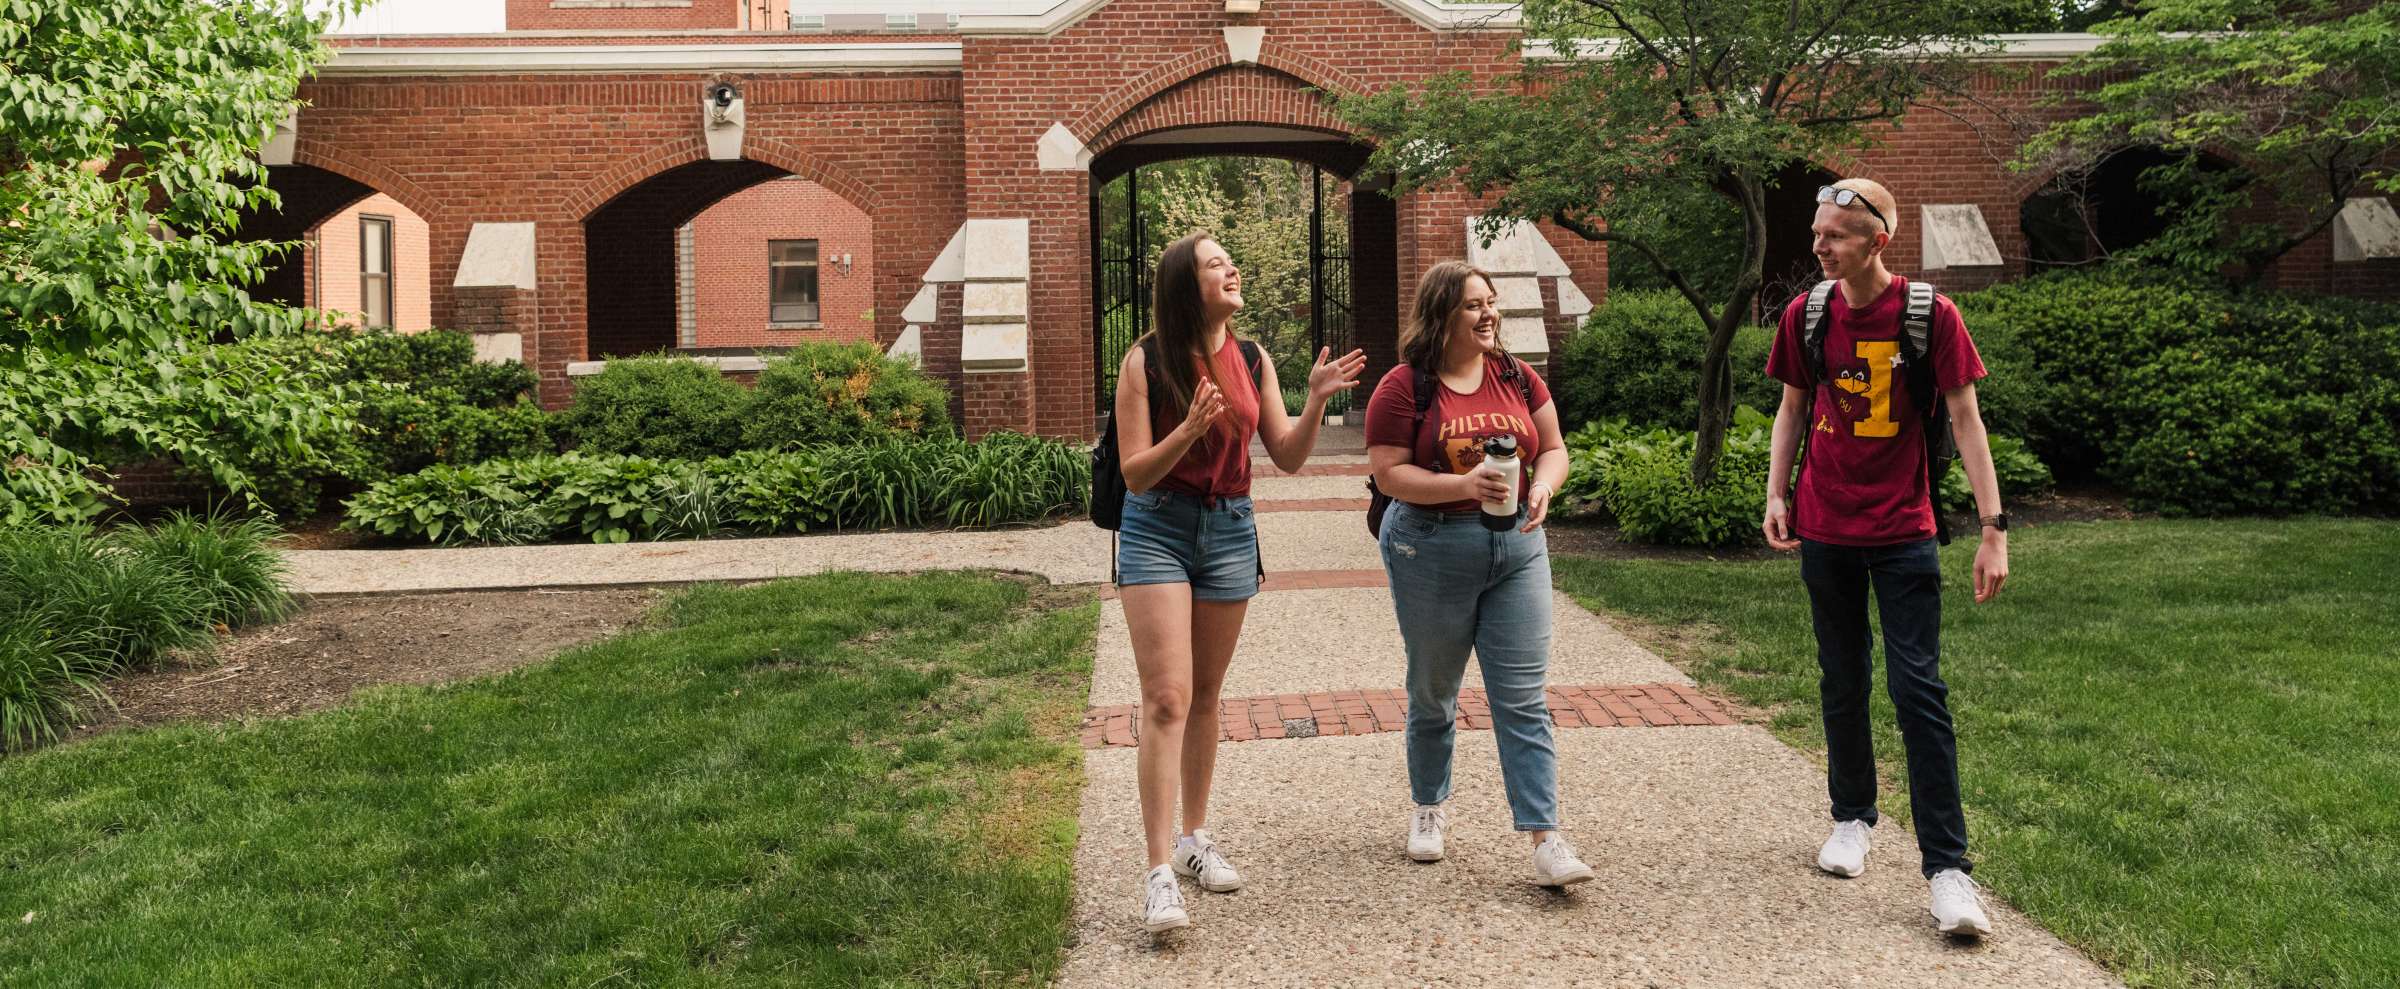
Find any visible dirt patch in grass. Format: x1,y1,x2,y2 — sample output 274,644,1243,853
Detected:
61,588,663,744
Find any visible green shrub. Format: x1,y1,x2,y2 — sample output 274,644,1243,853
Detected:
0,526,212,673
1606,431,1774,548
1954,268,2400,515
1552,289,1779,431
110,512,297,628
339,460,544,546
343,433,1091,545
0,619,109,750
742,342,953,450
0,517,284,749
559,356,749,462
702,450,834,533
936,431,1091,528
1936,434,2057,513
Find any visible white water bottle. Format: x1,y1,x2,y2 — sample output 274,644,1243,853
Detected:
1479,434,1520,532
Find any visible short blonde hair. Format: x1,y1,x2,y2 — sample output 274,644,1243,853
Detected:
1830,177,1900,239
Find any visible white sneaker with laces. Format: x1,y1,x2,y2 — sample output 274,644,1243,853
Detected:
1531,834,1596,887
1407,804,1447,862
1172,829,1244,892
1141,864,1189,933
1930,868,1993,936
1817,819,1874,877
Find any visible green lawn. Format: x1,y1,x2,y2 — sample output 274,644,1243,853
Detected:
0,572,1097,987
1553,519,2400,988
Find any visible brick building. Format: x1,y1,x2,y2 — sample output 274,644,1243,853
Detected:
245,0,2397,438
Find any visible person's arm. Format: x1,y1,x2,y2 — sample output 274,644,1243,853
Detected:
1945,382,2008,603
1369,444,1500,506
1762,383,1808,551
1519,399,1569,532
1258,347,1367,473
1116,345,1223,495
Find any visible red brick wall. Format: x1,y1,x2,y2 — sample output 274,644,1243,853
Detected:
296,17,2389,437
685,177,877,348
505,0,739,32
289,70,962,406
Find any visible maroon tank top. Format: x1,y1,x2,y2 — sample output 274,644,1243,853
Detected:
1147,333,1260,501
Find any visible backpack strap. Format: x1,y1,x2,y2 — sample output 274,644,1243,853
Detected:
1409,364,1442,472
1237,339,1264,395
1498,353,1537,409
1802,280,1838,386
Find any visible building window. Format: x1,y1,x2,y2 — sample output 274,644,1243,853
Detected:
360,215,393,329
886,13,916,29
770,240,820,324
790,12,822,29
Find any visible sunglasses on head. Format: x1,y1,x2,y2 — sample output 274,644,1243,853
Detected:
1816,185,1889,233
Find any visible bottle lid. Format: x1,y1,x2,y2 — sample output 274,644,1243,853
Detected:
1482,434,1519,459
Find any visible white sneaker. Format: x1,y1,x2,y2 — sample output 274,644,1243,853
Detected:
1930,869,1993,936
1407,804,1447,862
1817,819,1874,877
1531,834,1596,887
1172,829,1244,892
1141,864,1189,933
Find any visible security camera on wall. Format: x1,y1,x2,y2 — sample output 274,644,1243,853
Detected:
703,83,745,160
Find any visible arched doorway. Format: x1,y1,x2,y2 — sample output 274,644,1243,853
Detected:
2021,147,2245,273
232,164,428,330
1087,126,1394,417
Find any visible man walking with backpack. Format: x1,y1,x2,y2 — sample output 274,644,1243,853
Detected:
1761,178,2011,937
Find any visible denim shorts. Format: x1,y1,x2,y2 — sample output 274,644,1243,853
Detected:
1115,489,1260,602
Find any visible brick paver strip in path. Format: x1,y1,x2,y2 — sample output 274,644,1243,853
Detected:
1266,463,1376,477
1078,683,1734,748
1253,498,1372,513
1097,568,1387,600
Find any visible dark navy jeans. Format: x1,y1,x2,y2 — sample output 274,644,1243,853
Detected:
1799,537,1971,877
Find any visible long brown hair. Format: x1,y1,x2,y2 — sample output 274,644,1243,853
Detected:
1140,231,1234,438
1398,260,1500,372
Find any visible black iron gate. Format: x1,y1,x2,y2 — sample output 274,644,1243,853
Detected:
1091,161,1350,415
1092,166,1146,413
1308,164,1353,378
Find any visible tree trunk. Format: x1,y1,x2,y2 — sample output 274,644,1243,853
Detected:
1689,175,1771,486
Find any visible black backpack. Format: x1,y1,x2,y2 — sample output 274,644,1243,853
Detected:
1796,278,1959,544
1364,355,1536,537
1091,336,1263,531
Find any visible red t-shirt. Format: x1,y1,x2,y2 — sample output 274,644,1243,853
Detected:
1148,333,1261,500
1363,355,1554,512
1765,276,1986,546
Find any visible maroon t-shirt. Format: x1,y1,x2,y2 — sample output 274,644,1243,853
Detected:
1147,333,1261,500
1766,277,1986,546
1363,355,1554,512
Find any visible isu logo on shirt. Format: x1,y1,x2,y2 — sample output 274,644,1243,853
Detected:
1436,413,1531,473
1825,340,1904,440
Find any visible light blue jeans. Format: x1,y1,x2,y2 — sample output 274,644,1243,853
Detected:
1377,501,1561,831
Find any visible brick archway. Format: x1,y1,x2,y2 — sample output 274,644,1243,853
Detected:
562,136,883,222
1086,65,1360,160
1067,40,1368,146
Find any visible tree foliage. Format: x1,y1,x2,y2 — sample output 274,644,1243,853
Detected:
2019,0,2400,282
1335,0,2023,483
1,0,360,523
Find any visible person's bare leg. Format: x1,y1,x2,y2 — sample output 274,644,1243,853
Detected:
1179,598,1249,835
1122,583,1197,868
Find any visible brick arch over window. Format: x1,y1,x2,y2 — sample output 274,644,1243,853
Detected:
561,135,882,221
1068,40,1368,148
1086,65,1358,160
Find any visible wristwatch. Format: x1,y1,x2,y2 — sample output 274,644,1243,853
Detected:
1980,513,2010,532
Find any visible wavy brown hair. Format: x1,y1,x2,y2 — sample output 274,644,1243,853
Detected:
1397,260,1499,372
1139,231,1235,441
